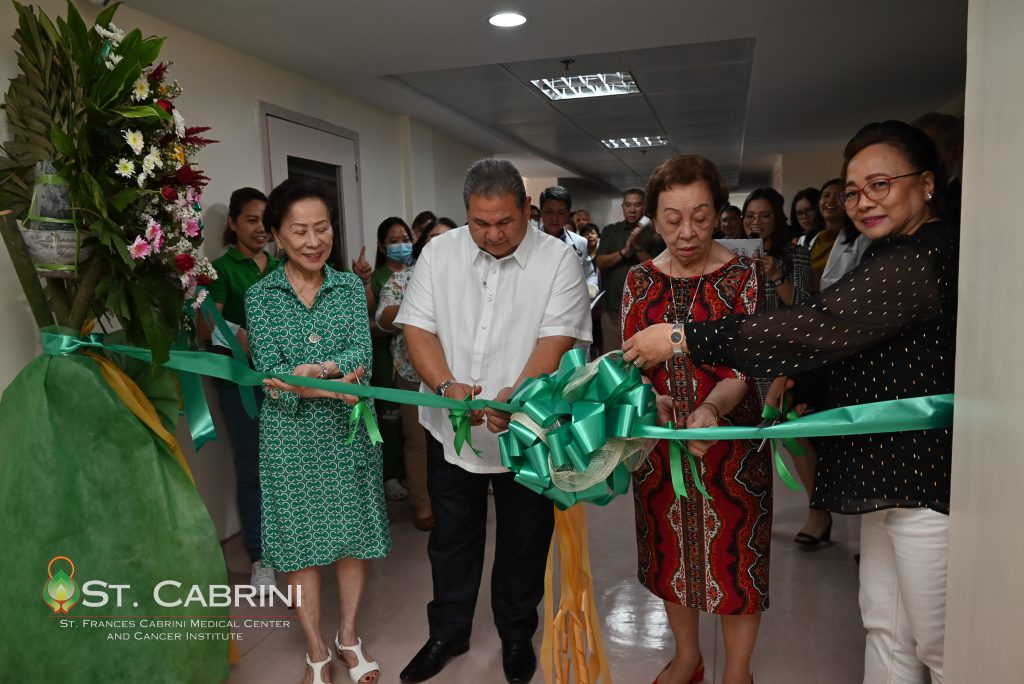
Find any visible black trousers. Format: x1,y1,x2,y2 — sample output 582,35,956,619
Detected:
426,434,554,643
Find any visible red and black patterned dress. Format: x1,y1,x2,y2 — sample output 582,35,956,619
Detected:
622,256,770,615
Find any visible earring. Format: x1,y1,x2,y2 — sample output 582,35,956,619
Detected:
926,192,934,201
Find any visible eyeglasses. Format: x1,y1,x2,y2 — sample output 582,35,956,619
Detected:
795,208,816,218
744,212,773,223
841,172,922,209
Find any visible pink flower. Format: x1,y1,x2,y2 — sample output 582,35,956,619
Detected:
145,221,162,242
128,236,151,260
184,219,201,238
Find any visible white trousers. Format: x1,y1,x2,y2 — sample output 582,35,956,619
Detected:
859,507,948,684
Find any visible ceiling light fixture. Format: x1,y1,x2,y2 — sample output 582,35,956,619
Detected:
601,136,670,149
531,72,639,101
489,12,527,27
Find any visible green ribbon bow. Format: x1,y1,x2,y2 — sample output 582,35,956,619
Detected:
760,402,805,491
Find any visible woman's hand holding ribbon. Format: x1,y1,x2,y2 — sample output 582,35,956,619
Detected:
265,364,366,404
484,386,516,433
684,404,719,457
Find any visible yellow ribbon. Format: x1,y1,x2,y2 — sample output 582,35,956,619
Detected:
82,351,194,484
540,506,611,683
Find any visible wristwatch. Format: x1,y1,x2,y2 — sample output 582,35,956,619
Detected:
670,323,685,356
772,275,785,287
436,378,457,397
317,361,330,379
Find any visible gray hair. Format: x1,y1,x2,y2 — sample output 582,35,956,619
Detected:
462,158,527,209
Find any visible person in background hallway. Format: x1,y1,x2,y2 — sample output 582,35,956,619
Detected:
246,178,389,684
912,112,963,226
789,187,821,248
374,218,455,532
625,121,957,684
410,210,436,242
370,217,415,502
807,179,853,287
578,222,604,355
396,159,591,684
539,185,598,298
718,204,744,239
595,188,660,350
529,203,541,231
436,216,458,229
573,208,591,231
623,154,767,684
199,187,278,591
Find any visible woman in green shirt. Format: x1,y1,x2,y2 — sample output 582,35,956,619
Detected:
369,217,414,501
201,187,278,589
247,178,390,684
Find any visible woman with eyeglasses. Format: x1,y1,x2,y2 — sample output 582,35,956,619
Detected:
374,219,454,531
622,120,957,683
789,187,821,247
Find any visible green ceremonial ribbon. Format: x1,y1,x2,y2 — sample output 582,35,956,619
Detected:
449,400,483,458
41,331,955,508
347,400,382,446
761,403,805,491
196,292,258,418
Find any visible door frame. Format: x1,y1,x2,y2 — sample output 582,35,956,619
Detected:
258,101,364,256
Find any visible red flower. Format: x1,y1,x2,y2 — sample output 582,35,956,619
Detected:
155,99,174,114
196,274,211,286
161,186,178,201
174,253,196,273
149,62,167,83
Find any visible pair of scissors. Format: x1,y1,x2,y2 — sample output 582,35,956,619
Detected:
756,415,782,451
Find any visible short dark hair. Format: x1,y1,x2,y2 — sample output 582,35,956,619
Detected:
842,120,948,220
463,158,527,209
644,155,729,219
578,223,600,237
911,112,964,156
224,187,267,245
412,218,456,259
623,188,645,202
720,204,740,217
741,187,789,258
539,185,572,211
436,216,458,229
817,178,858,244
265,178,331,235
374,216,414,268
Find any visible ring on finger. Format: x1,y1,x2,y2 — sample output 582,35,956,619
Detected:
632,357,644,368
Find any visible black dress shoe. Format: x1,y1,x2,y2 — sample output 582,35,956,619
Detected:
399,638,470,682
502,639,537,683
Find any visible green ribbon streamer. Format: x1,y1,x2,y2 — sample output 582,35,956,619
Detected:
449,400,483,458
761,403,804,491
347,400,383,446
196,292,257,418
41,331,955,508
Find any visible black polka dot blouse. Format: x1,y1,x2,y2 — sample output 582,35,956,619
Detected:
688,220,958,515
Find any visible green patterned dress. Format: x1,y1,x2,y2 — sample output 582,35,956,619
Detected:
244,265,391,572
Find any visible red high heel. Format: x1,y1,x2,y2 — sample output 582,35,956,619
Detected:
652,656,704,684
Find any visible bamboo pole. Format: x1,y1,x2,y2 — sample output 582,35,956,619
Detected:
0,209,55,329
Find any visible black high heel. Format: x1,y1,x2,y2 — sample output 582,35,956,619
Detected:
794,512,832,546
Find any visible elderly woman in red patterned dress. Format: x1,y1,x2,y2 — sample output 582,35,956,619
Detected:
621,154,767,684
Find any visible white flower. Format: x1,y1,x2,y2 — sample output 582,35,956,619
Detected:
114,158,135,178
124,129,144,155
172,110,186,138
104,54,123,71
144,145,163,170
137,172,148,188
131,76,150,103
94,23,126,45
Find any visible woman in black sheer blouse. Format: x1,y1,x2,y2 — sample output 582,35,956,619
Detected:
623,121,956,684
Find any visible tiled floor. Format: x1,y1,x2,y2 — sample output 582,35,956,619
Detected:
224,470,865,683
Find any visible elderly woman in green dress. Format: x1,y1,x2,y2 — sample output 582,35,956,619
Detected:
245,178,390,684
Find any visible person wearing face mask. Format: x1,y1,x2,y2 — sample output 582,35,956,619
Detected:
370,217,416,502
623,121,957,683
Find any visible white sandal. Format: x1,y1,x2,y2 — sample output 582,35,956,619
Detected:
305,650,331,684
334,633,380,684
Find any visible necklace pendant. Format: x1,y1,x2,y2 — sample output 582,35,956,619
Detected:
308,332,320,344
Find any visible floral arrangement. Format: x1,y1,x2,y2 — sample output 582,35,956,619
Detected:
0,1,216,363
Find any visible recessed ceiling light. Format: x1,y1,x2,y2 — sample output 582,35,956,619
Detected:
531,72,639,101
489,12,527,27
601,136,670,149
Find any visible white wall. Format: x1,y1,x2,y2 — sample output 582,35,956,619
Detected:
0,0,490,538
945,0,1024,680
